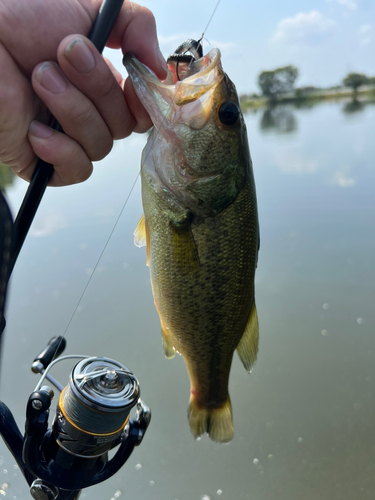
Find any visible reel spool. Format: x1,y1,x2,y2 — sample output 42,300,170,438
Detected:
54,357,140,457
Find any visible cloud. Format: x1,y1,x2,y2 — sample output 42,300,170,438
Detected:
358,24,373,45
330,170,356,187
272,11,337,46
337,0,357,9
326,0,357,9
30,212,67,237
274,150,319,174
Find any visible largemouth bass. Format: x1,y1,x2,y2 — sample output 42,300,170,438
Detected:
124,43,259,443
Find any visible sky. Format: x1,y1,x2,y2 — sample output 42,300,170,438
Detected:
105,0,374,95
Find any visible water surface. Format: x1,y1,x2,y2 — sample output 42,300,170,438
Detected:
0,100,374,500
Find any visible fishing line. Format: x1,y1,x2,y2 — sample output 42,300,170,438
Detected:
37,170,140,380
61,171,140,339
201,0,222,40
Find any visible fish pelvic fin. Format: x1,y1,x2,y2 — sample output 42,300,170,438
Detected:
188,396,233,443
161,321,176,359
134,215,150,265
237,301,259,373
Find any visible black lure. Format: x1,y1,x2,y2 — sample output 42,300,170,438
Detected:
167,38,204,81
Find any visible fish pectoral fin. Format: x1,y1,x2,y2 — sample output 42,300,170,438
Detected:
134,215,146,247
236,301,259,373
134,215,150,266
170,217,200,272
161,322,176,359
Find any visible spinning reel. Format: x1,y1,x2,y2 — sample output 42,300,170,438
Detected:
0,336,150,500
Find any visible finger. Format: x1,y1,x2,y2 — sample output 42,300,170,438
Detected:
32,61,113,162
123,77,152,133
28,120,93,187
0,41,39,174
104,57,124,85
57,35,134,140
106,3,168,79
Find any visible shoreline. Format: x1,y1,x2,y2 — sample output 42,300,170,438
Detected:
240,87,375,110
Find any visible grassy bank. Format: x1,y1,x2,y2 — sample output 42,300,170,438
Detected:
240,86,375,110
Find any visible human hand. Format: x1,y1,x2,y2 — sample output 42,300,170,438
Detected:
0,0,167,186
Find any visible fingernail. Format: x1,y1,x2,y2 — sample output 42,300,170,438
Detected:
155,45,168,76
36,62,67,94
29,120,53,139
65,37,95,73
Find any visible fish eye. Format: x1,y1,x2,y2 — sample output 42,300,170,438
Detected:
218,101,240,126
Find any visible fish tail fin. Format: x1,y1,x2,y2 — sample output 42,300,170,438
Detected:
188,396,233,443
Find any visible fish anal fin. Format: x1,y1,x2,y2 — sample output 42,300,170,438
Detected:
237,301,259,373
134,215,150,266
188,396,233,443
161,321,176,359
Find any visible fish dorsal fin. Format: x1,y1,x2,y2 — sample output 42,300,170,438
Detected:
237,301,259,373
134,215,150,266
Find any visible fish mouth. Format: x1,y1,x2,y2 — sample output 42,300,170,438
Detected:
123,48,224,133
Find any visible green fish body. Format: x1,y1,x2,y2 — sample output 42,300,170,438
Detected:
124,48,259,442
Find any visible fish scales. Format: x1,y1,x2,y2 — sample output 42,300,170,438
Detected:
124,46,259,443
144,178,257,398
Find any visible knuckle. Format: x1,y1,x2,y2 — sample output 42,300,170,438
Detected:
113,126,131,140
62,149,93,184
74,163,93,184
0,83,25,122
94,73,119,102
139,6,156,26
0,83,15,106
69,101,93,128
90,137,113,162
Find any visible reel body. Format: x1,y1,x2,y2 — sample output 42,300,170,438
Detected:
0,338,151,499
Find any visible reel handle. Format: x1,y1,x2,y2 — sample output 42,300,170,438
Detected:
32,336,66,372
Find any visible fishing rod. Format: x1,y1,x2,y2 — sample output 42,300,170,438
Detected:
0,1,152,498
8,0,125,277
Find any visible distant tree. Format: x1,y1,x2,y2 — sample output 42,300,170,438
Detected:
258,65,299,100
343,73,368,92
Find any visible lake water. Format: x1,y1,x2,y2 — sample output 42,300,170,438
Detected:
0,100,374,499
